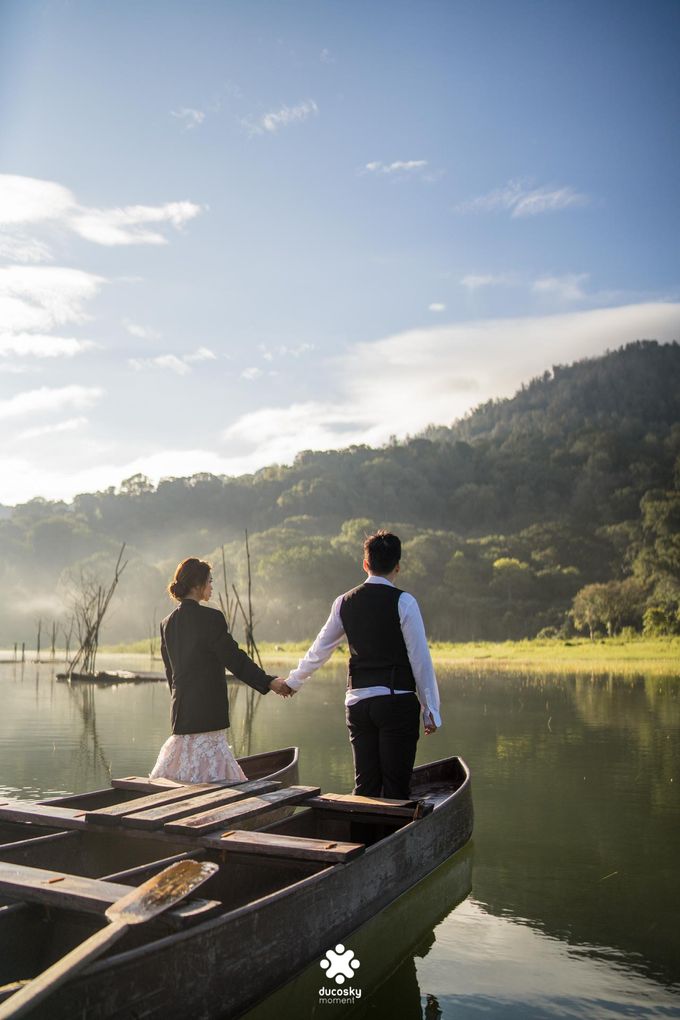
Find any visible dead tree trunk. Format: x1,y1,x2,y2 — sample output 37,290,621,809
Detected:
67,544,128,676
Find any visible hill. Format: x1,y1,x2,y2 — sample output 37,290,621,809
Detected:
1,340,679,645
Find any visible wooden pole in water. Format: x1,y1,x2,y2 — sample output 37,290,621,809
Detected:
36,620,41,662
51,621,56,659
13,643,17,662
21,642,25,663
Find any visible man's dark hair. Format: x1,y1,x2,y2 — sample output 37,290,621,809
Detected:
364,530,401,575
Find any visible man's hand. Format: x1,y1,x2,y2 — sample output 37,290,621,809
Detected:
269,677,295,697
423,713,438,735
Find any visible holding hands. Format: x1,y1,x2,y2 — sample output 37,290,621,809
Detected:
270,677,295,698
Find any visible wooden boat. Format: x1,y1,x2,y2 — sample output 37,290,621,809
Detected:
0,755,472,1019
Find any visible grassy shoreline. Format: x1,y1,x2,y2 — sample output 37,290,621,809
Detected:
96,636,680,674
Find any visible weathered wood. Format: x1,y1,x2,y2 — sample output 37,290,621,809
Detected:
83,783,226,825
205,829,365,863
306,793,433,818
121,780,282,831
0,862,219,922
165,785,321,836
0,800,87,831
0,861,218,1020
111,776,186,791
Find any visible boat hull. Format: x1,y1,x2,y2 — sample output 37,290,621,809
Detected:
4,756,472,1019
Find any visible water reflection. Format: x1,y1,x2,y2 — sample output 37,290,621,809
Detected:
240,847,474,1020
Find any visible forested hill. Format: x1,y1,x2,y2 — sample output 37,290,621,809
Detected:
2,340,679,645
423,338,680,443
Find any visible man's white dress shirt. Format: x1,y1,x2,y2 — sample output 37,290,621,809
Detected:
286,575,442,728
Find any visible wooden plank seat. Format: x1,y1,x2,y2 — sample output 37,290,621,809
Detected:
111,776,189,792
114,780,282,832
0,800,88,831
84,779,279,829
305,793,435,818
0,862,222,927
164,786,321,836
202,829,365,863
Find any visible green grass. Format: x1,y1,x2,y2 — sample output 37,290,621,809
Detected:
97,636,680,674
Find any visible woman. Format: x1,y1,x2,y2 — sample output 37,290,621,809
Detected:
150,557,289,784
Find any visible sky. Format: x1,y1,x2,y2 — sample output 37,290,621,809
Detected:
1,0,679,506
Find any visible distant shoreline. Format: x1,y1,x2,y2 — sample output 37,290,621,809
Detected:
84,636,680,675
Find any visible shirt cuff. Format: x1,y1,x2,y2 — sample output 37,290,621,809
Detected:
285,675,304,690
423,707,442,727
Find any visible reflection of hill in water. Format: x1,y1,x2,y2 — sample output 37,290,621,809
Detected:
242,847,473,1020
446,669,680,986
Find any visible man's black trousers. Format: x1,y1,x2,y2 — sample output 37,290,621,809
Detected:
346,693,420,799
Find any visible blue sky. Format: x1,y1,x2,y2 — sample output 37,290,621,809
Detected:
1,0,679,504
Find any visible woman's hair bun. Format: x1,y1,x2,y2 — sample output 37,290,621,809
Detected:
168,558,211,601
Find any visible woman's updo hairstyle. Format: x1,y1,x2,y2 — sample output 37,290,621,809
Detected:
168,558,212,601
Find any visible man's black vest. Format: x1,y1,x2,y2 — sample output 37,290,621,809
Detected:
339,582,416,692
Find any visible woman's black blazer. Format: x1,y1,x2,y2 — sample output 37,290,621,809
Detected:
160,598,274,734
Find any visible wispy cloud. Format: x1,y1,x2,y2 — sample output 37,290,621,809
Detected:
0,385,103,421
122,319,161,340
532,274,589,302
320,48,335,64
171,107,206,130
363,160,428,175
70,201,202,246
257,342,314,362
0,175,204,247
184,346,217,364
455,178,589,217
0,266,105,333
460,273,515,290
246,99,318,136
0,333,95,358
241,366,263,381
17,416,88,441
128,347,217,375
428,303,446,312
0,233,53,264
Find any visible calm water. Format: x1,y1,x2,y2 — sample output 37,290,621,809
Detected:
0,655,679,1019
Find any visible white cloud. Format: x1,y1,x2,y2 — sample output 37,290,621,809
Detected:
364,160,428,175
455,178,589,217
257,342,314,361
0,385,103,421
0,233,53,263
241,366,263,380
320,48,335,64
0,333,95,358
17,416,88,441
0,266,105,333
0,175,204,247
171,107,206,129
532,274,589,302
429,303,446,312
70,201,202,246
460,273,515,290
0,175,74,226
128,348,216,375
184,346,217,363
247,100,318,136
122,319,161,340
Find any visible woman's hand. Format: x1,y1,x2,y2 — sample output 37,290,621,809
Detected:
270,677,295,697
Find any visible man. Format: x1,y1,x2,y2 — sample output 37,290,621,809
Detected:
284,530,441,799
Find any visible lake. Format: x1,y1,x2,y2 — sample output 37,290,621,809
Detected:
0,655,678,1019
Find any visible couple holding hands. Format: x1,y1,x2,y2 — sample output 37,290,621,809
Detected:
151,531,441,800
